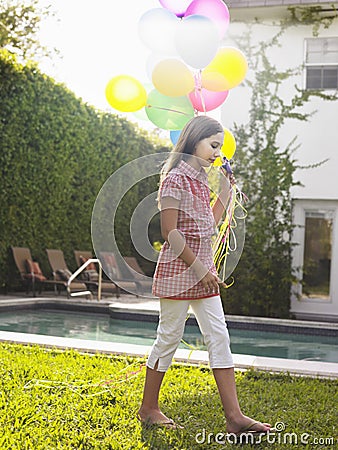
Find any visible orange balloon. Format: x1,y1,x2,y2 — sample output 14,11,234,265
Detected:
152,59,194,97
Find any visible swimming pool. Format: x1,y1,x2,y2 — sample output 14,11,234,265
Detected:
0,308,337,363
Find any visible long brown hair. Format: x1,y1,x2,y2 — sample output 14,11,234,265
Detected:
160,115,223,183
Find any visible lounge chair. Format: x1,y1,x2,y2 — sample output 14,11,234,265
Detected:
11,246,65,297
46,249,92,298
73,250,120,297
100,251,151,296
11,247,45,297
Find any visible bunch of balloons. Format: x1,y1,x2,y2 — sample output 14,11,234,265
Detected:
105,0,247,155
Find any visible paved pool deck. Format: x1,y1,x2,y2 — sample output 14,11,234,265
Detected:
0,292,338,379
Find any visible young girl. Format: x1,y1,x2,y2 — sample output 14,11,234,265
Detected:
138,116,271,435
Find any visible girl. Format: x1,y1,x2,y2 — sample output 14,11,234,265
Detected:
138,116,271,435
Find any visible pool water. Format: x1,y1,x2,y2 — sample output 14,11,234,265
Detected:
0,309,337,363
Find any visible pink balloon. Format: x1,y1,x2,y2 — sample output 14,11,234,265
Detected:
184,0,230,38
189,87,229,112
159,0,193,18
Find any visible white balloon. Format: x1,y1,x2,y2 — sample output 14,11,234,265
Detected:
138,8,179,55
175,14,219,69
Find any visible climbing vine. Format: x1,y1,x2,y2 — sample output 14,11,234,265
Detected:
220,14,337,317
286,5,338,36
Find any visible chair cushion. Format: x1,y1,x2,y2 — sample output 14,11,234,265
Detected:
56,269,72,281
83,269,99,282
79,255,96,271
24,259,47,281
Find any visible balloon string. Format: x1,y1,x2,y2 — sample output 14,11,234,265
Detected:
194,70,207,115
213,184,248,282
23,363,146,397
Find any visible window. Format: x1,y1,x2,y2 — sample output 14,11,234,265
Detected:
305,37,338,90
302,211,333,299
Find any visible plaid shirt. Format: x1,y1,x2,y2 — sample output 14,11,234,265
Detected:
152,160,218,299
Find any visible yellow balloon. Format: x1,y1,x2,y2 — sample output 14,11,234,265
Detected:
105,75,147,112
212,128,236,167
222,128,236,159
152,59,195,97
213,156,223,167
202,47,248,91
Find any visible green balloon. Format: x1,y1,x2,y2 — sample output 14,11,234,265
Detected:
145,89,194,130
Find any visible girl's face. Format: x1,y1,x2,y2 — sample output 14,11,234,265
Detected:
190,132,224,169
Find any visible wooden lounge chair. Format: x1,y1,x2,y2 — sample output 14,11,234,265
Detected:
73,250,120,297
100,251,151,296
11,246,65,297
46,249,92,298
11,246,41,296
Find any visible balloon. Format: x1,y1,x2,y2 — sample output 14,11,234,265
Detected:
184,0,230,39
189,87,228,112
138,8,178,55
175,15,219,69
159,0,193,18
222,128,237,159
152,59,194,97
170,129,181,144
145,89,194,130
213,128,236,166
105,75,147,112
202,47,248,91
213,157,223,167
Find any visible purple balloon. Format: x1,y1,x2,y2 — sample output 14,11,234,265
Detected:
185,0,230,38
159,0,193,18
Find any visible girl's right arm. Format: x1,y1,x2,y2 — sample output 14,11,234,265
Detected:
161,196,220,294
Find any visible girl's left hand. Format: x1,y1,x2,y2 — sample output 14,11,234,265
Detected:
201,271,220,294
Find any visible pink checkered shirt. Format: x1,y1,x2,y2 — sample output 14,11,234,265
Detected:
152,160,218,300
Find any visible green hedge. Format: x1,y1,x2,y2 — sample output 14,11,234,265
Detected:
0,51,168,289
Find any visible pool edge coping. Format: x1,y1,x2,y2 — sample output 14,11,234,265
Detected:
1,296,338,330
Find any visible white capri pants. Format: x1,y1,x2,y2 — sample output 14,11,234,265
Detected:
147,295,234,372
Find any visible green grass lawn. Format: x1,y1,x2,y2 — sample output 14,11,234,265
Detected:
0,343,337,449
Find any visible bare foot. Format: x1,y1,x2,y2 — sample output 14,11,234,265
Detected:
226,415,271,434
137,408,173,425
137,407,183,429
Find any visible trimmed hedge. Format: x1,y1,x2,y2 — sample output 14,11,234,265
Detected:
0,51,168,289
